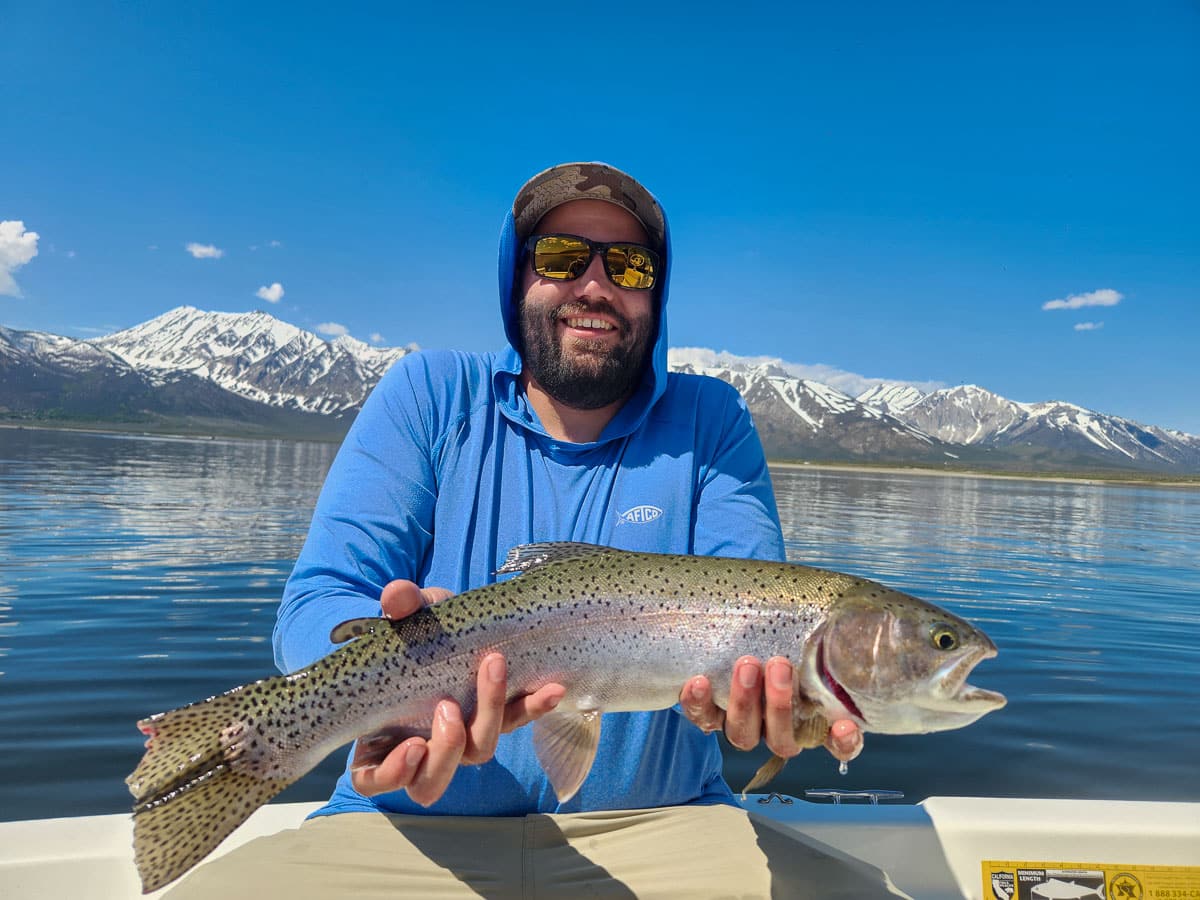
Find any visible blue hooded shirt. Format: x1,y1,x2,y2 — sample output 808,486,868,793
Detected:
274,188,786,817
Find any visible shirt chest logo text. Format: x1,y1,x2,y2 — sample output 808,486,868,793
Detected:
616,505,663,525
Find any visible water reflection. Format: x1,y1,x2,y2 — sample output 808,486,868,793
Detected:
1,431,1197,820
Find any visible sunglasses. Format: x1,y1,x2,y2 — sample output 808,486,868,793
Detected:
525,233,660,291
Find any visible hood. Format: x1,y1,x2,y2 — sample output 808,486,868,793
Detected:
494,173,673,446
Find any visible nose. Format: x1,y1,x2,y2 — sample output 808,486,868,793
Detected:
574,251,615,299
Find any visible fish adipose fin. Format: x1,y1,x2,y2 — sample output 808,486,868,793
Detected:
330,617,388,643
532,708,603,803
496,542,612,576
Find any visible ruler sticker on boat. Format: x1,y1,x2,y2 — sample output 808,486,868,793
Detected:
981,860,1200,900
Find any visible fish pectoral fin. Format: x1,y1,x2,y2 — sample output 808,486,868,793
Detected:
739,714,829,798
793,712,831,750
532,708,602,803
741,754,788,798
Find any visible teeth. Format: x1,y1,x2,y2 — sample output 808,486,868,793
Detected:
565,318,614,331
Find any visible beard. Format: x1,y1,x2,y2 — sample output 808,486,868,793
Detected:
518,296,656,411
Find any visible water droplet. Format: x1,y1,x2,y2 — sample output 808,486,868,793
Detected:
838,760,849,776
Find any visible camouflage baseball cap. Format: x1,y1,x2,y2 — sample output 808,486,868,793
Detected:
513,162,666,252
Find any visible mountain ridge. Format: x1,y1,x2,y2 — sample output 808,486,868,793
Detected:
2,307,1197,472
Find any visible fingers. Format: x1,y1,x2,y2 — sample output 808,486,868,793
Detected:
464,652,566,761
723,656,764,750
685,658,807,761
502,683,566,732
825,718,864,763
380,580,424,619
380,580,453,619
351,739,427,797
461,654,507,764
405,701,469,805
354,647,566,805
762,657,801,758
679,676,725,734
351,700,471,806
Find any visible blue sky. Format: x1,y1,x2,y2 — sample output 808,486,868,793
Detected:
3,2,1198,433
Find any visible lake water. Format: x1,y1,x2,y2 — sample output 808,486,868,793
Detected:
1,426,1197,822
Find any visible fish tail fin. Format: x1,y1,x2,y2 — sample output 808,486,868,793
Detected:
127,685,296,892
132,766,290,893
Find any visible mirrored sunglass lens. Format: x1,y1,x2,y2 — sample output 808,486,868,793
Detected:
533,236,591,280
605,245,656,289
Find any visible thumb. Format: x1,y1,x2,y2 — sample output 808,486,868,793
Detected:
380,580,453,619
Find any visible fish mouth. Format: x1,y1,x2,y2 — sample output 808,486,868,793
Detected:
938,644,1006,710
818,641,865,724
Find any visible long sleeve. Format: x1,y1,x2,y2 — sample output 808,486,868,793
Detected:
691,379,786,563
273,357,441,673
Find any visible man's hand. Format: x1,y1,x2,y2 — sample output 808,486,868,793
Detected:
679,656,864,764
350,580,566,806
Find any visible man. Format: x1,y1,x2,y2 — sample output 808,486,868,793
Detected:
167,163,888,898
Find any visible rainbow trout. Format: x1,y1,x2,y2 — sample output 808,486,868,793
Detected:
127,542,1005,892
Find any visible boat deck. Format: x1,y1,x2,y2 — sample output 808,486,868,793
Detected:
2,795,1197,898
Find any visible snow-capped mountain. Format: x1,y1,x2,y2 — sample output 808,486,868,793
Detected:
95,306,413,415
855,383,932,418
668,355,958,463
3,309,1197,472
0,308,413,439
858,383,1200,470
882,384,1028,445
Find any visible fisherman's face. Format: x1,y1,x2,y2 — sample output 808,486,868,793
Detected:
518,199,657,410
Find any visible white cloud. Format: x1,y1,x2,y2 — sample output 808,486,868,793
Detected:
186,242,225,259
66,250,76,259
269,240,282,248
1042,288,1122,310
255,282,285,303
1074,321,1104,331
0,220,40,297
316,322,349,337
369,332,384,344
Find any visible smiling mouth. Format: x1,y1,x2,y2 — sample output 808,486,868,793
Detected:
562,317,616,331
818,642,865,723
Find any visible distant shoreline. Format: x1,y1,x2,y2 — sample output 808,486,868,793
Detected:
768,460,1200,489
4,421,1196,487
0,419,341,445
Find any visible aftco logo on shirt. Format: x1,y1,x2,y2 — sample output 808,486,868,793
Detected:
616,505,663,525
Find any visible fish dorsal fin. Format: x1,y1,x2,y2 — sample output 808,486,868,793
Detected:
532,708,603,803
496,542,612,576
329,617,387,644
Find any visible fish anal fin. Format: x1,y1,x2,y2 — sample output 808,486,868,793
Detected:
496,542,611,576
532,708,603,803
350,723,421,770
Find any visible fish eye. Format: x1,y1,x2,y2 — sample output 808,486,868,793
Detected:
930,625,959,651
